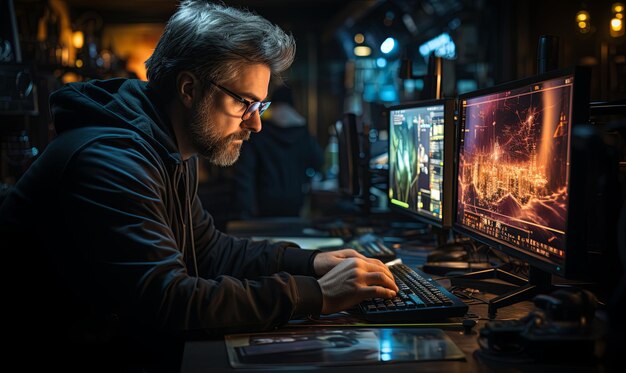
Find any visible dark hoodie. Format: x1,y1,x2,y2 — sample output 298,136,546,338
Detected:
0,79,321,370
232,103,324,217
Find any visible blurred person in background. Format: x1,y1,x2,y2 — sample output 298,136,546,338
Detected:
232,85,324,218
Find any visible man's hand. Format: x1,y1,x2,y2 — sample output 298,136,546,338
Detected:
316,257,399,314
313,249,366,277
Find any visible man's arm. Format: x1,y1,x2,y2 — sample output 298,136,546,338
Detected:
191,195,318,279
60,138,320,333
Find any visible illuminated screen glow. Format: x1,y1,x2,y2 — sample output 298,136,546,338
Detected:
456,75,575,267
388,103,446,223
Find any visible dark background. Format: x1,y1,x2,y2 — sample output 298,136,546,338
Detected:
2,0,624,184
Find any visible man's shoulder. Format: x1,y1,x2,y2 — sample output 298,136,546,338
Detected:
51,127,152,154
43,127,164,170
54,126,141,143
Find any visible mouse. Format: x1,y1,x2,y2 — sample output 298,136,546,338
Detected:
426,247,468,262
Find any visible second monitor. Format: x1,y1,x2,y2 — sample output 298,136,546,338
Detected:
388,99,456,229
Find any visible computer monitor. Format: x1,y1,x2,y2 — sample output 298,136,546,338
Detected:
453,66,593,316
336,112,362,198
387,99,456,229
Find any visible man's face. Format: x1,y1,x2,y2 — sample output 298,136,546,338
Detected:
186,64,270,166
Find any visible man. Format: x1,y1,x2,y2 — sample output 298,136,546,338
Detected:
0,1,397,371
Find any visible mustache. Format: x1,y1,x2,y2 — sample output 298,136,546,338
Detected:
228,130,251,141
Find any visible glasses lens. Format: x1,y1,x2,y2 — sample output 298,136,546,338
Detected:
259,102,271,116
242,102,260,120
242,101,271,120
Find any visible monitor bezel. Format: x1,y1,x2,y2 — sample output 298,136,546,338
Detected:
387,98,457,229
452,66,591,279
336,112,361,198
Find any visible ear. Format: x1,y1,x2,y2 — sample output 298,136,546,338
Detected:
176,71,198,109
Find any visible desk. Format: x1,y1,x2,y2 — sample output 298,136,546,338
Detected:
181,289,536,372
182,219,604,372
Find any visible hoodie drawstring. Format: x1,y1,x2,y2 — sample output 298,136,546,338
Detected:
173,164,187,259
173,162,198,278
184,161,199,278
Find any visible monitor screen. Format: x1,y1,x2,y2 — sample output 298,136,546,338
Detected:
454,67,591,277
388,99,455,228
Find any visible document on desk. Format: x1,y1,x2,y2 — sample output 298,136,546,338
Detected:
225,328,464,368
251,236,345,250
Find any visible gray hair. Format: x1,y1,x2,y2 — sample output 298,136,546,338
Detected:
145,0,296,99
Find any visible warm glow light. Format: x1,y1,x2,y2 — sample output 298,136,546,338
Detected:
618,13,624,19
613,3,624,13
578,21,588,29
102,24,164,80
576,10,589,22
75,59,83,68
353,45,372,57
354,33,365,44
611,18,623,31
72,31,84,49
610,17,625,36
61,72,80,84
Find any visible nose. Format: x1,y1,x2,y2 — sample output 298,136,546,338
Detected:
241,111,262,133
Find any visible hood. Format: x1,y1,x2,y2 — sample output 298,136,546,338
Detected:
50,78,181,163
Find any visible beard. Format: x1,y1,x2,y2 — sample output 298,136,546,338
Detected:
186,95,251,166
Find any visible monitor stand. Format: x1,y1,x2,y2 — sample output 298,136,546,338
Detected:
450,264,554,319
433,227,472,249
434,227,449,248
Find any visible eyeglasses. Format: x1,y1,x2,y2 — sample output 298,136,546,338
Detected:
208,80,271,120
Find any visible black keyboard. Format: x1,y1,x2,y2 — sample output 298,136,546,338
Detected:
345,233,396,262
350,263,468,322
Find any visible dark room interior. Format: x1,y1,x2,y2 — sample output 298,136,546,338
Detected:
1,0,625,372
